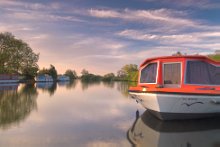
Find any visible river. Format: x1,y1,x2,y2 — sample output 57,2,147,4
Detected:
0,80,220,147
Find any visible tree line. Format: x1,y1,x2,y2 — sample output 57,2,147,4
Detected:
0,32,138,82
4,32,220,83
80,64,138,82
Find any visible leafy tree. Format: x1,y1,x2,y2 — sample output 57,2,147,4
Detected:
0,32,39,79
117,64,138,81
38,68,49,75
208,54,220,61
48,65,57,81
103,73,115,81
38,65,57,81
172,51,183,56
81,69,89,76
65,69,77,80
81,74,102,82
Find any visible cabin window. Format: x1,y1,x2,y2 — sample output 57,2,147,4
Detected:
140,63,157,83
186,61,220,85
163,63,181,86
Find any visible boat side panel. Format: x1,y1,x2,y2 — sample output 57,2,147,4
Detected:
129,92,220,113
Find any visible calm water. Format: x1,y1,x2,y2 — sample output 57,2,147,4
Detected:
1,81,220,147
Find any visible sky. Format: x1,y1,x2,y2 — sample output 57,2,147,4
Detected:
0,0,220,75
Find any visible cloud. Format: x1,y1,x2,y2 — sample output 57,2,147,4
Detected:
89,8,196,27
7,11,85,23
143,0,220,9
0,0,61,11
117,29,199,43
90,9,120,18
117,29,220,43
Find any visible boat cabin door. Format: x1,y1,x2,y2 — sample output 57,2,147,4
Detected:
163,62,181,88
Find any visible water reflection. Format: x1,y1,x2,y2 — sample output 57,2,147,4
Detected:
58,80,78,90
81,80,101,91
0,83,18,91
116,81,137,97
102,81,115,89
79,80,134,97
0,84,38,130
128,110,220,147
36,82,57,96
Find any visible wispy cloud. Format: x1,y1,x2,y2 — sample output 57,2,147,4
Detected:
117,29,198,43
0,0,61,11
117,29,220,42
143,0,220,9
89,8,197,27
7,11,85,23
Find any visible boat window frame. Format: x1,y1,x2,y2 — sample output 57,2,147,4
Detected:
162,62,182,88
184,59,220,86
139,61,159,84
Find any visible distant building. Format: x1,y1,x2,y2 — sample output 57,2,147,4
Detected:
215,50,220,54
57,75,70,81
35,74,53,82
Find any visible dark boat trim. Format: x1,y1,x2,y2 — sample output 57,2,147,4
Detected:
128,90,220,96
148,109,220,121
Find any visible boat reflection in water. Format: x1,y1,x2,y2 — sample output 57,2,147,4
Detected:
36,82,57,96
128,110,220,147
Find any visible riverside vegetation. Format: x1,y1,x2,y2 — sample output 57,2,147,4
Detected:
1,32,219,83
0,32,138,83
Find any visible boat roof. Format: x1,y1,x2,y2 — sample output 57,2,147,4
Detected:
140,55,220,67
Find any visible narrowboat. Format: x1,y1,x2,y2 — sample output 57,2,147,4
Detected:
129,55,220,120
35,74,53,82
0,74,19,84
57,75,70,81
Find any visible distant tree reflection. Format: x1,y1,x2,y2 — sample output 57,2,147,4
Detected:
102,81,115,89
81,80,101,91
36,82,57,96
66,80,78,89
117,81,137,97
58,80,78,90
0,84,38,130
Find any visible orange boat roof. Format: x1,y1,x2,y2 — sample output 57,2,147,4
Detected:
140,55,220,67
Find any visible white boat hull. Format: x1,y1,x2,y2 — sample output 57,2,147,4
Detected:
129,92,220,120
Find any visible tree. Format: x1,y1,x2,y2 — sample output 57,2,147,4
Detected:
172,51,183,56
37,65,57,81
81,69,89,76
48,65,57,81
0,32,39,79
103,73,115,81
117,64,138,77
38,68,49,75
65,69,77,80
117,64,138,81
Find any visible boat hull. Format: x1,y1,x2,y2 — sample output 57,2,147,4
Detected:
129,92,220,120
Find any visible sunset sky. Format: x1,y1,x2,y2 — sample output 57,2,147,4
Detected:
0,0,220,75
